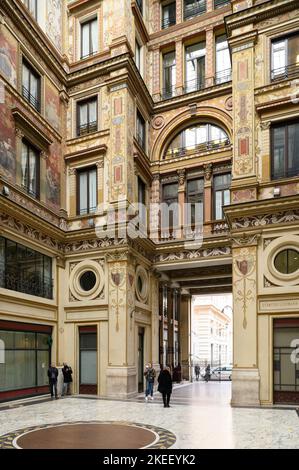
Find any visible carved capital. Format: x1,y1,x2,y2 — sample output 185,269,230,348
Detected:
40,151,48,160
204,163,213,181
15,127,24,139
68,167,76,176
177,169,186,186
260,121,270,131
231,232,261,247
96,160,104,169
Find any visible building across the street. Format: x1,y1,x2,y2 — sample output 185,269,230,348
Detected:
0,0,299,406
192,303,232,366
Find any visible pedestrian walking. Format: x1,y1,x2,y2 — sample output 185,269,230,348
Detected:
158,366,173,408
194,364,200,381
62,363,73,396
47,363,59,399
144,363,156,401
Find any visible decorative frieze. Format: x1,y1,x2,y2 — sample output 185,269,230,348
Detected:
232,210,299,229
155,246,231,263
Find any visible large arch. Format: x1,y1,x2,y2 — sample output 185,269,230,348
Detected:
151,106,233,162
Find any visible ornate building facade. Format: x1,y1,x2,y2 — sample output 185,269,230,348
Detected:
0,0,298,405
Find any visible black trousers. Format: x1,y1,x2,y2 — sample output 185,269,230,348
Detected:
162,392,171,406
49,380,58,397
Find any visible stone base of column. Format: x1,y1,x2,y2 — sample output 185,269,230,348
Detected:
106,366,137,398
231,368,260,406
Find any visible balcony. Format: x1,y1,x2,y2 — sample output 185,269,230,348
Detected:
184,1,206,21
214,0,230,8
162,15,176,29
77,120,98,137
22,86,40,112
271,63,299,82
164,137,231,159
184,78,205,94
0,270,53,300
215,68,232,85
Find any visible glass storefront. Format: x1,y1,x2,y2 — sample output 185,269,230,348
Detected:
79,328,97,395
0,323,52,397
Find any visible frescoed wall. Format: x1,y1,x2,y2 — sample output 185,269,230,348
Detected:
46,0,63,52
0,26,18,88
45,78,61,132
46,142,61,210
0,92,16,180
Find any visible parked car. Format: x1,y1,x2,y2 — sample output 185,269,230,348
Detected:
211,365,232,380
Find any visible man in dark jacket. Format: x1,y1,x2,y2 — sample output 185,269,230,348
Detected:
62,363,73,396
47,364,59,399
158,366,173,408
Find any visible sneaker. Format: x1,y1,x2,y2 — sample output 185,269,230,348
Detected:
145,396,148,401
150,396,154,401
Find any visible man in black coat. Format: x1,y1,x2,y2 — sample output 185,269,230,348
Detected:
158,366,173,408
62,363,73,396
47,364,59,399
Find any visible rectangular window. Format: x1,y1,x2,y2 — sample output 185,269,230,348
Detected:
77,166,97,215
215,35,231,84
23,0,37,19
163,51,176,99
21,140,40,199
184,0,206,21
187,178,204,226
138,177,147,226
77,97,98,136
214,0,230,8
214,174,231,220
81,18,98,59
185,42,206,93
271,33,299,81
135,40,142,72
162,2,176,29
136,111,146,150
136,0,143,15
271,121,299,179
162,182,178,232
0,326,52,395
0,237,53,299
22,60,41,112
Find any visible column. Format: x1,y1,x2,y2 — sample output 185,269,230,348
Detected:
68,167,77,217
176,0,183,23
152,0,160,33
177,169,185,239
205,28,215,88
175,39,183,96
149,174,160,242
180,293,192,380
151,270,160,371
167,286,174,367
204,163,212,233
207,0,214,13
106,252,136,398
231,236,260,406
152,48,161,102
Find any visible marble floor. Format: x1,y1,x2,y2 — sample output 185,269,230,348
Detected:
0,382,298,449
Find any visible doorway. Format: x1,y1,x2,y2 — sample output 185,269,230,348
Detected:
273,318,299,404
79,327,97,395
138,328,144,393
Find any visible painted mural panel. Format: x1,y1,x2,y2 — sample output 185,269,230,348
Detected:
46,142,60,210
0,92,16,180
45,78,61,132
0,26,18,88
46,0,62,52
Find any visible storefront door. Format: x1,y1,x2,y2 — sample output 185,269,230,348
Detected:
273,318,299,404
79,327,97,395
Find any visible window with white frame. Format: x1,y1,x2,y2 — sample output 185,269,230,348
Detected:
215,35,231,84
185,42,206,93
81,17,98,59
271,33,299,81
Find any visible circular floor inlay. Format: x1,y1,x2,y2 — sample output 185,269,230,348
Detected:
0,421,176,449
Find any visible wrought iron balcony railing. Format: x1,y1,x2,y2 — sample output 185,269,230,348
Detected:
214,0,230,8
164,137,231,158
22,86,40,111
184,1,206,20
215,68,232,84
184,78,205,94
0,270,53,300
271,167,299,180
77,120,98,137
80,50,98,60
162,15,176,29
21,184,39,200
271,63,299,82
79,206,97,216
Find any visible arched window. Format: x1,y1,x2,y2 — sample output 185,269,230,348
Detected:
164,123,230,158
